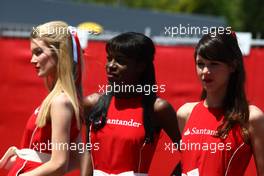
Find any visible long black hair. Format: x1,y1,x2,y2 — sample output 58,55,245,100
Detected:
195,30,249,142
86,32,157,143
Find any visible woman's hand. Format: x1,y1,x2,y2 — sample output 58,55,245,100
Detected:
0,146,17,170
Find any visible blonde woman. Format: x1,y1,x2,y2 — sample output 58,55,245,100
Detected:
0,21,83,176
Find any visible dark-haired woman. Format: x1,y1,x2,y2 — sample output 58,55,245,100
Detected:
82,32,181,176
177,30,264,175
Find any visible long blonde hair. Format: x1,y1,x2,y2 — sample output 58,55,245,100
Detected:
31,21,83,130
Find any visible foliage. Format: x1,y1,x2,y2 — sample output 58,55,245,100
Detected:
78,0,263,37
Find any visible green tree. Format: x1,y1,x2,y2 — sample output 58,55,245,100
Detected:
241,0,264,37
78,0,263,38
173,0,243,30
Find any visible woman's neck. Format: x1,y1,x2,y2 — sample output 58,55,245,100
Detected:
45,76,57,92
204,88,227,108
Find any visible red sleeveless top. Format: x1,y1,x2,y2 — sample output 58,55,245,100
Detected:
8,107,79,176
181,101,252,176
90,96,158,174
